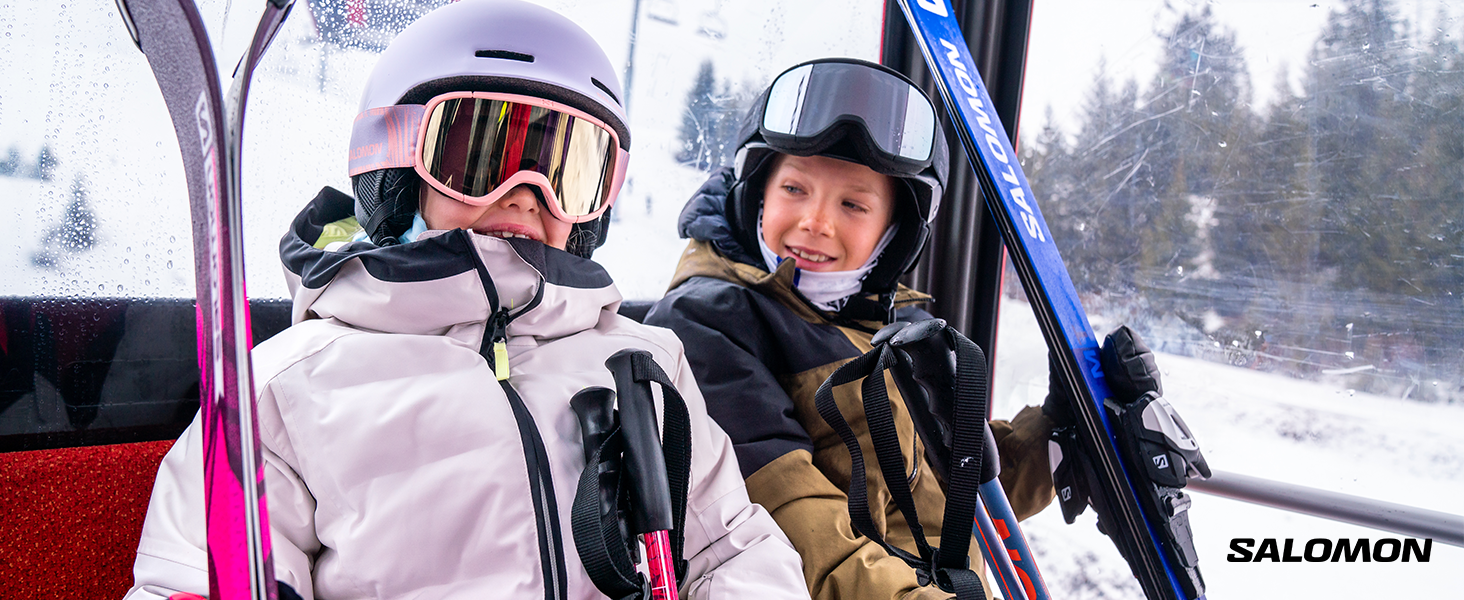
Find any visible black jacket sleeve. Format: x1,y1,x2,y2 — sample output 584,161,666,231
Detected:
646,277,813,479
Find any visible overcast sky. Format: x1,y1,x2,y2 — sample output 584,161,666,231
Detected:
1021,0,1461,137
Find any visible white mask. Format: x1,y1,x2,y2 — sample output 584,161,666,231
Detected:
757,215,898,312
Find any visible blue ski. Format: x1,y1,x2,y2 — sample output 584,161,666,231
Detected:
894,1,1204,598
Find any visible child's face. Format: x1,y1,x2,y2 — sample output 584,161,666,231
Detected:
420,183,572,250
761,154,897,272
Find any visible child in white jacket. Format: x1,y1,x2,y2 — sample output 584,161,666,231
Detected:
125,1,807,599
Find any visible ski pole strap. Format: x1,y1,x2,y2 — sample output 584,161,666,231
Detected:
571,427,648,600
625,350,692,582
813,329,989,600
814,349,924,567
932,333,989,573
571,350,692,599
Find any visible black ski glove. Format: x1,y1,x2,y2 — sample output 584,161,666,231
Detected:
1040,324,1163,428
1042,325,1210,597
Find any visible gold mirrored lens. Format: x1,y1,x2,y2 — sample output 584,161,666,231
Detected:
422,97,616,217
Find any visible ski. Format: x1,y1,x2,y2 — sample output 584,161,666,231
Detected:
114,1,295,598
894,1,1203,599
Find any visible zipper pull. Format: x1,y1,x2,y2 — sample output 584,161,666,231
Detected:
489,308,511,381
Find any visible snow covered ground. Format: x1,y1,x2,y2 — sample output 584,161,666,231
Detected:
2,1,1459,598
993,297,1464,598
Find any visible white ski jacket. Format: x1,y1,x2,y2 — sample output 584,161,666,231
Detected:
125,188,808,600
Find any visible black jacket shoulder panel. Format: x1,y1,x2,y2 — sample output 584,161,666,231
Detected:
648,276,856,478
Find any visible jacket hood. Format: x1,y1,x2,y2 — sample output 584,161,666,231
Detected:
676,167,763,268
280,187,622,346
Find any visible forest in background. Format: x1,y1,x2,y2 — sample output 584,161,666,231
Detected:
1019,0,1460,403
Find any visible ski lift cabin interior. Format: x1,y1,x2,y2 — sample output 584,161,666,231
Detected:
1,0,1459,598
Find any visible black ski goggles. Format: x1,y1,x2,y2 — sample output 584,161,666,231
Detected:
759,60,938,172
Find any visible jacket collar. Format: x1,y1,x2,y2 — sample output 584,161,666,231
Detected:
280,187,622,345
669,238,930,328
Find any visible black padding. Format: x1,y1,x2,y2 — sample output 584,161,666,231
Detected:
616,300,653,323
0,296,293,452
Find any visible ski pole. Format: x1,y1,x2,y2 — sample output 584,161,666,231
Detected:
885,319,1051,600
606,351,679,600
883,328,1023,599
1190,469,1464,547
570,387,636,556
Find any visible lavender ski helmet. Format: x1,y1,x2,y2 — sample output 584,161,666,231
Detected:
349,0,630,256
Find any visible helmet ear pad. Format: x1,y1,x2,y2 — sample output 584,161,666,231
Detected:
353,167,420,246
726,148,779,259
861,178,931,294
565,208,611,259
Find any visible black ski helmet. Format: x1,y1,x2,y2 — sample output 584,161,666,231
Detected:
726,58,948,295
348,0,630,257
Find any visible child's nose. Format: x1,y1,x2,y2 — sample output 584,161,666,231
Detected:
496,184,541,213
798,201,835,236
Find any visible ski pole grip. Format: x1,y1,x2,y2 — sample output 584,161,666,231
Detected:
888,352,952,479
605,349,674,535
889,319,959,468
569,387,617,464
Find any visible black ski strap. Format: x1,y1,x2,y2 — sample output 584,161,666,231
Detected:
814,349,925,567
814,325,990,600
571,426,645,600
931,333,989,577
571,350,692,599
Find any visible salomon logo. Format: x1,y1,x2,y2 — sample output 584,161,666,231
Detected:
1060,486,1072,501
932,38,1046,244
1228,538,1432,562
194,91,219,209
1152,454,1169,470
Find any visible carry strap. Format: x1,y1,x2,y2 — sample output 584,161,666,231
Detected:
571,350,692,599
813,324,989,599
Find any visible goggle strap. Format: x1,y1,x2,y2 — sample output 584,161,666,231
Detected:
348,105,425,176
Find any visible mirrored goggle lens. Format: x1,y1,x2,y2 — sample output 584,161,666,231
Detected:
421,97,616,217
762,62,936,162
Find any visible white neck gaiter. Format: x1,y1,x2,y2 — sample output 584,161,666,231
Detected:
757,217,898,312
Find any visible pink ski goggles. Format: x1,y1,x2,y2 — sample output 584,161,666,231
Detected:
349,92,628,224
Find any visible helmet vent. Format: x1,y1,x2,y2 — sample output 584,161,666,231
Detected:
590,78,620,106
475,49,535,63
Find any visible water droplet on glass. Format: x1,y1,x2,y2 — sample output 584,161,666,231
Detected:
167,260,173,269
1218,141,1227,148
